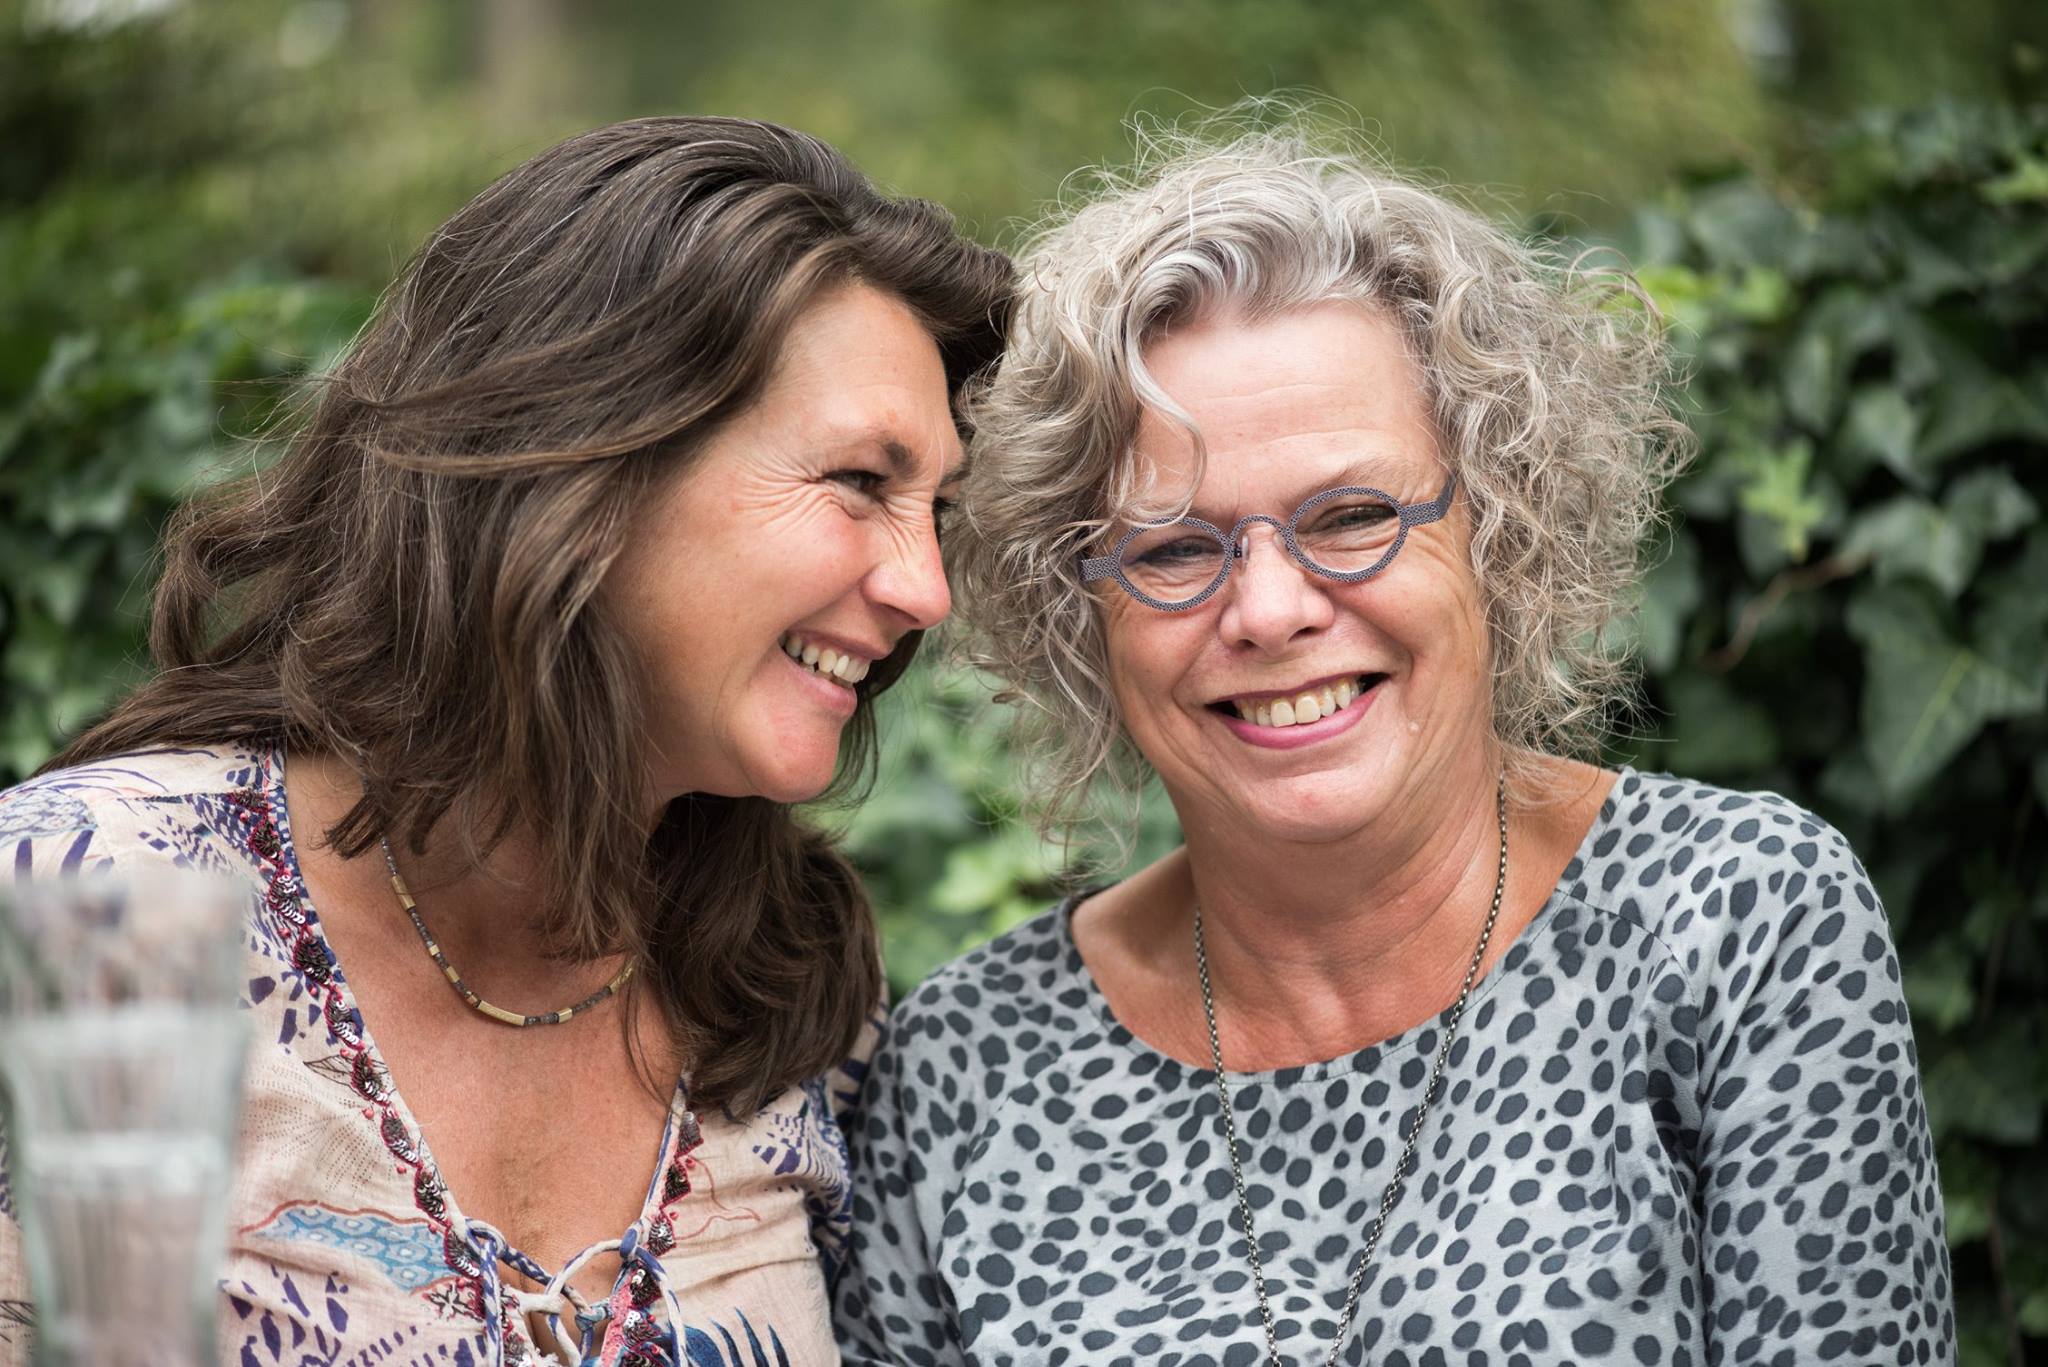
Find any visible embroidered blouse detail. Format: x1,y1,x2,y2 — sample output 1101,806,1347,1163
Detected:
0,746,874,1367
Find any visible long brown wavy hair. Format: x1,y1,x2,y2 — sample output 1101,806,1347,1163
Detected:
49,116,1011,1115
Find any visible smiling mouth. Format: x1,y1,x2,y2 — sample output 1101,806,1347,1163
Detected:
781,633,872,689
1208,673,1387,730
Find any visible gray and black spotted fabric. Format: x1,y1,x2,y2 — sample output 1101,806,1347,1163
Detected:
835,770,1955,1366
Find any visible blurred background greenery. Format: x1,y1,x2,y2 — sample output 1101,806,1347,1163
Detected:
3,0,2046,1359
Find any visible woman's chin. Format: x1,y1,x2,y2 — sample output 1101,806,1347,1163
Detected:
753,762,839,806
1240,807,1379,847
1199,778,1395,847
684,744,840,805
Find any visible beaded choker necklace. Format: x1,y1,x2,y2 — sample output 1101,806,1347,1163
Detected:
379,836,635,1028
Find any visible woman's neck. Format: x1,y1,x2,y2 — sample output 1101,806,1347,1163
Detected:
284,748,626,994
1093,752,1611,1070
1193,770,1503,1047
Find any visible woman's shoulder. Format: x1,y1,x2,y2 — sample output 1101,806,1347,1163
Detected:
1569,768,1889,1010
885,901,1085,1048
0,743,279,871
1584,768,1870,896
866,904,1100,1156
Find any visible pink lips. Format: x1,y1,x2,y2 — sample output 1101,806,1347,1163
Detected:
785,649,858,719
1217,680,1379,749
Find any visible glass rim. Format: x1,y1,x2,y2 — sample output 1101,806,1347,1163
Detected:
1078,471,1458,612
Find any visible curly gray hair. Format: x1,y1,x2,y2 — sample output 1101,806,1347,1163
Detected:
948,118,1692,832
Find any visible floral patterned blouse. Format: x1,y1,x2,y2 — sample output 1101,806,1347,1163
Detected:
0,745,875,1367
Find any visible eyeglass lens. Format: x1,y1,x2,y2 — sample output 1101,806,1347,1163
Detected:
1116,492,1402,603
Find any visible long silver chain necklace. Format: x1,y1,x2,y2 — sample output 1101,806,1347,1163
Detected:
1193,775,1509,1367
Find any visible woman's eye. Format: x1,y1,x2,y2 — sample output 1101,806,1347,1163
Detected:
1332,505,1392,528
829,469,889,498
1304,501,1396,534
1135,537,1214,565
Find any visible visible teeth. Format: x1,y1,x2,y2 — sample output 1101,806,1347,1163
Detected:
1225,675,1376,728
784,634,869,686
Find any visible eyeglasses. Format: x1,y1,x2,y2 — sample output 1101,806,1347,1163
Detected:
1080,471,1458,612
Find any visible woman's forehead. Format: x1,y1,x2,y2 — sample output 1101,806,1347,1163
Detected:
1127,307,1438,503
1139,300,1427,414
1120,428,1441,518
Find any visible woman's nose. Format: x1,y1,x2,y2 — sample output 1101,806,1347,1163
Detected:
868,522,951,630
1218,523,1333,650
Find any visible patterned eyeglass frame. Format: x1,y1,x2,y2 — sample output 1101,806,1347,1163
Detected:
1079,470,1459,612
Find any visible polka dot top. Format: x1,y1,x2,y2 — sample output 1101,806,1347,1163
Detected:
834,770,1956,1366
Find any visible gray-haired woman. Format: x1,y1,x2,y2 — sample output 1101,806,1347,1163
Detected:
835,126,1954,1366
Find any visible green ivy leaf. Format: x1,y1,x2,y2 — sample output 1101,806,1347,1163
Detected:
1924,1023,2043,1145
1724,267,1793,324
1901,939,1976,1032
1846,585,2048,802
30,332,98,403
1938,1145,1997,1246
1975,216,2048,288
43,467,135,535
1817,749,1888,818
928,827,1057,916
1893,222,1976,302
27,543,99,626
1919,373,2048,467
1947,467,2040,542
1634,263,1716,340
1783,329,1839,432
1688,180,1806,275
1839,386,1923,486
1886,301,1946,393
1975,527,2048,650
1782,288,1892,437
1841,495,1979,599
1661,671,1779,778
1735,440,1828,560
1627,527,1703,673
1983,153,2048,205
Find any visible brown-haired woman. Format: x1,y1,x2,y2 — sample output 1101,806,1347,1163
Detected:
0,116,1009,1366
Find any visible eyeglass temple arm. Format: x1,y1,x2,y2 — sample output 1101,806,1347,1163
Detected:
1400,470,1459,527
1079,555,1120,581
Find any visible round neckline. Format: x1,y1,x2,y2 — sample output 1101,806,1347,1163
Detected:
261,744,695,1278
1049,767,1635,1086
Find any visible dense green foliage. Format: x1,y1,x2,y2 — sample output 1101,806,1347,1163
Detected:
4,5,2047,1359
0,10,375,776
1625,106,2048,1362
0,269,363,776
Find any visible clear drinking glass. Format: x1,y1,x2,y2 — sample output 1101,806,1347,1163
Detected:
0,865,249,1367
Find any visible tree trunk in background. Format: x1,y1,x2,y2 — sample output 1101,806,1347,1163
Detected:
479,0,574,124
